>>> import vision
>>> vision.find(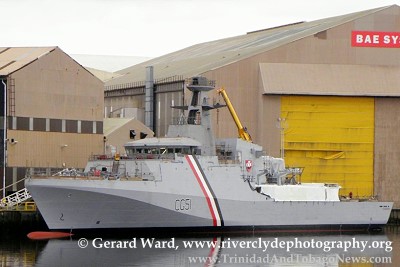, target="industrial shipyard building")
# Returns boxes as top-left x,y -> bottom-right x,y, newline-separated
104,5 -> 400,208
0,47 -> 104,194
